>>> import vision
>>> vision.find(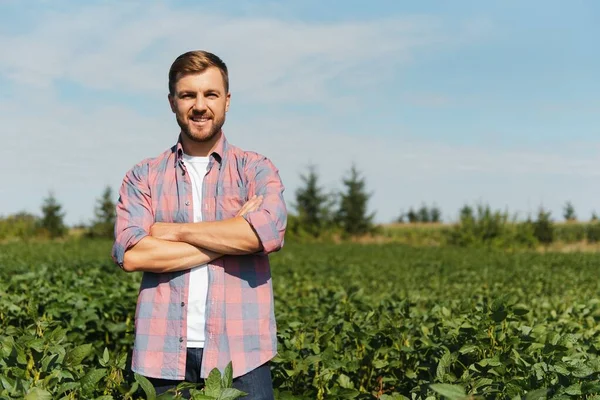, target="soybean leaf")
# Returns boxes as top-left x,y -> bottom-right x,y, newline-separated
134,372 -> 157,400
222,362 -> 233,388
24,387 -> 53,400
430,384 -> 467,400
217,388 -> 248,400
64,343 -> 93,367
205,368 -> 223,398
